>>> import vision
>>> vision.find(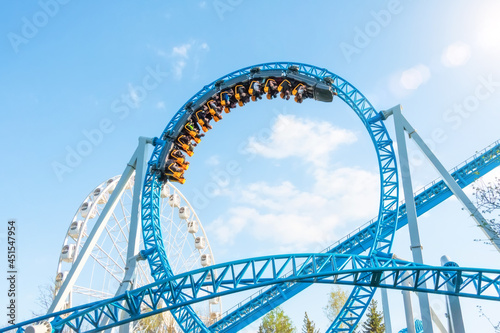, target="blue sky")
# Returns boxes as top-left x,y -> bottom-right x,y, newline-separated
1,0 -> 500,331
